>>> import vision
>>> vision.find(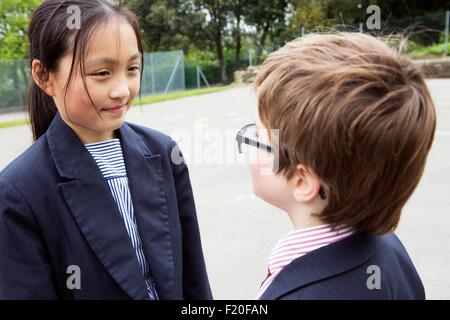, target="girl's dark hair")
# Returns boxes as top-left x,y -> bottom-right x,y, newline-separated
28,0 -> 144,141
